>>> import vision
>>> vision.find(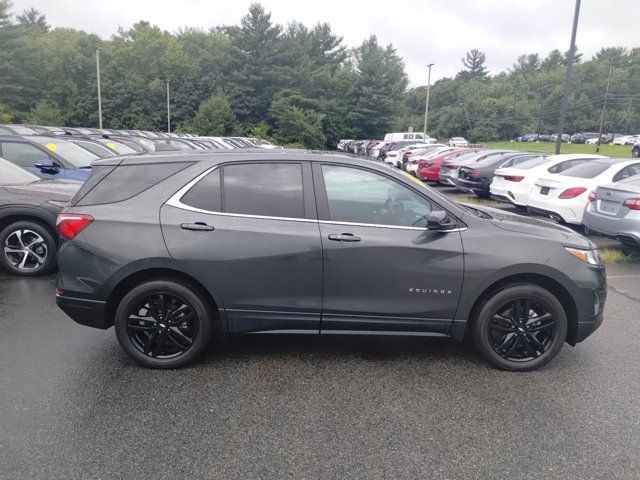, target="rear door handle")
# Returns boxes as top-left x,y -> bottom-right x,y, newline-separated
328,233 -> 361,242
180,222 -> 214,232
